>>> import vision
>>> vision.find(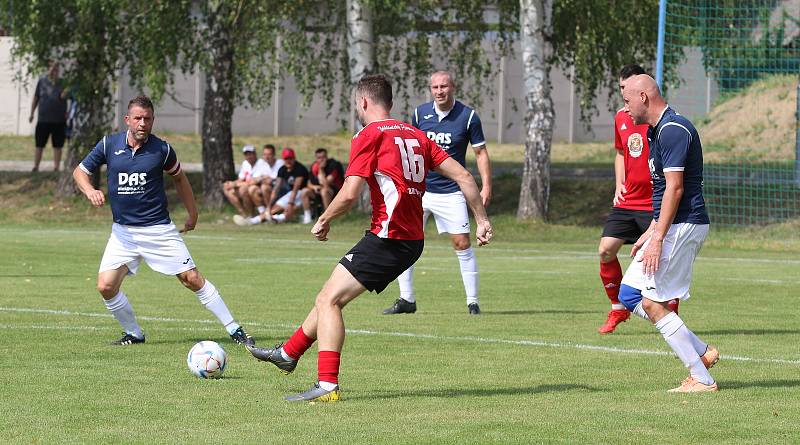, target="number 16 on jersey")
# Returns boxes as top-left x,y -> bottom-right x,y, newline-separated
395,137 -> 425,183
